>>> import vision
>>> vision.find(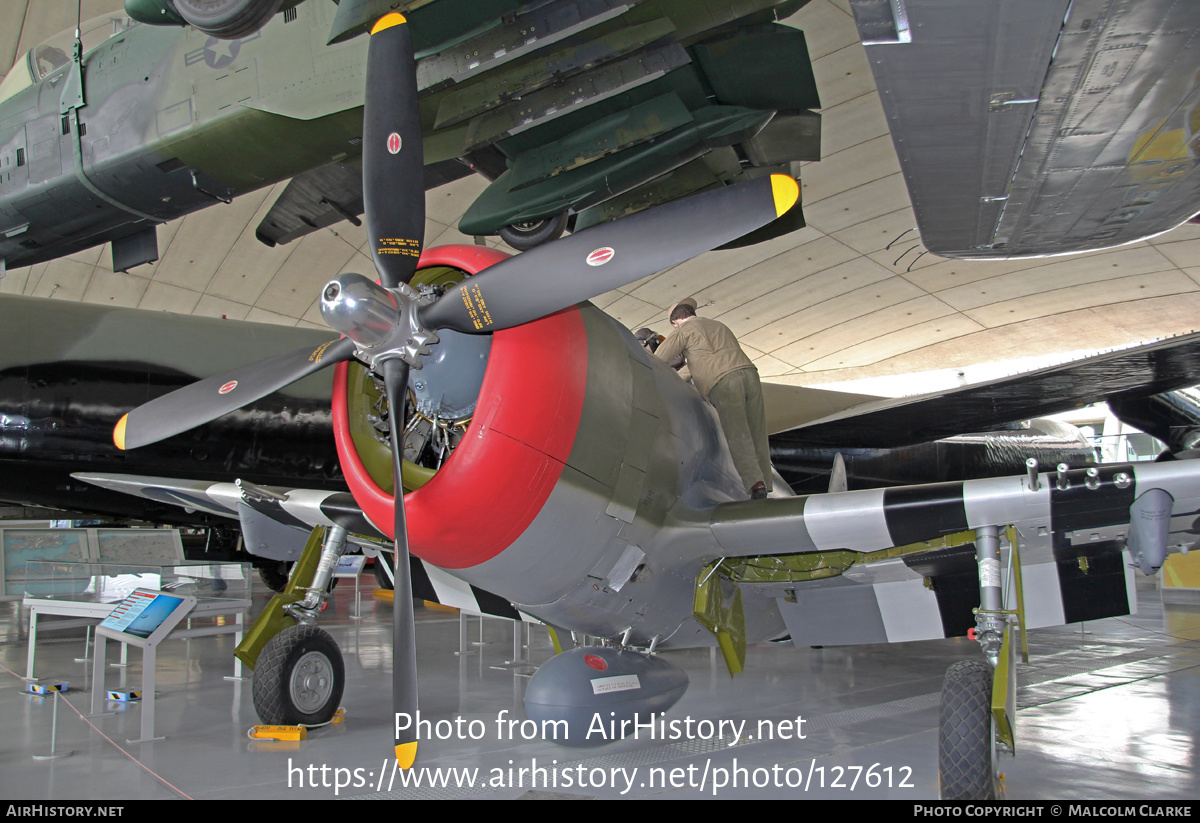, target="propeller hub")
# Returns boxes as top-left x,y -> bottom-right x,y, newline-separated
320,273 -> 401,349
320,272 -> 439,371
